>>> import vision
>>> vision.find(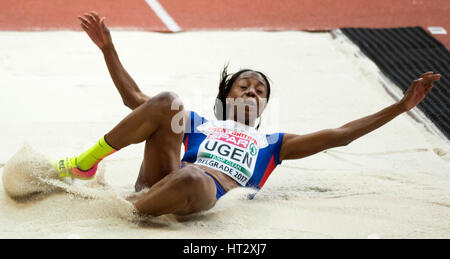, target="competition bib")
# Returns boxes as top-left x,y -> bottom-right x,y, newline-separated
194,120 -> 268,186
